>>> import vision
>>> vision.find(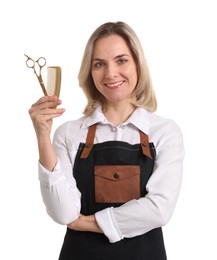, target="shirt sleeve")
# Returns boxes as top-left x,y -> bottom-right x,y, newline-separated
95,120 -> 184,243
38,124 -> 81,225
